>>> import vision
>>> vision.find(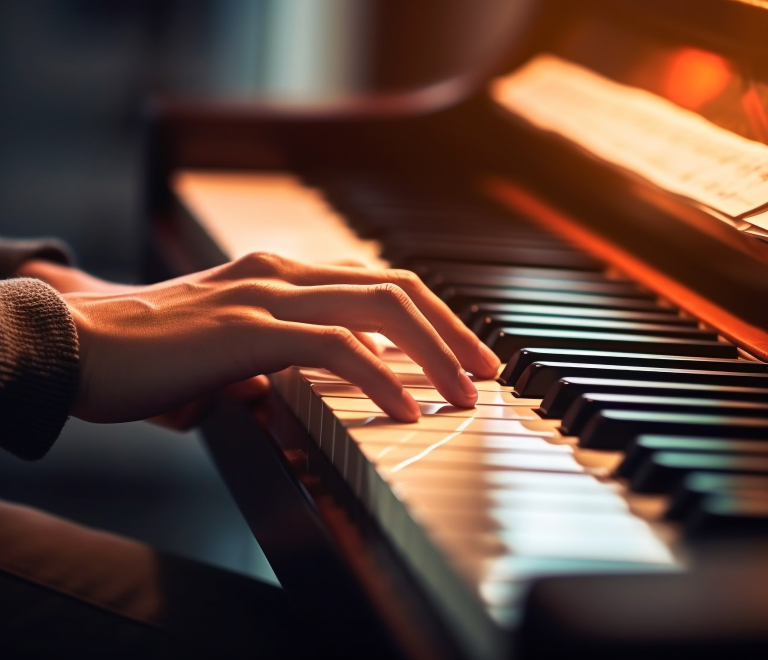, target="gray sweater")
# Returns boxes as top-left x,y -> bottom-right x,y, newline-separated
0,240 -> 79,460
